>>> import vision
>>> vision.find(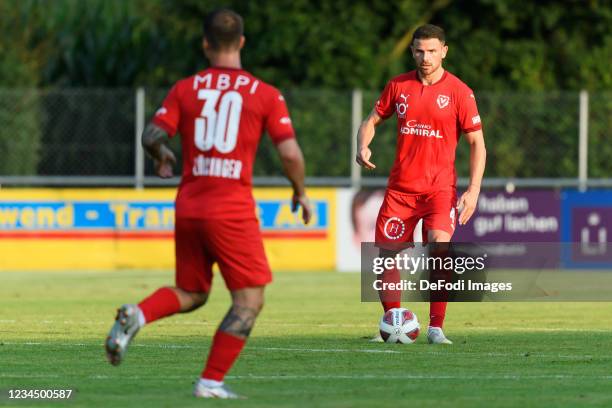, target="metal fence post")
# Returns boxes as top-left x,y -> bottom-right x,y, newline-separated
578,89 -> 589,192
135,87 -> 146,190
351,89 -> 363,189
